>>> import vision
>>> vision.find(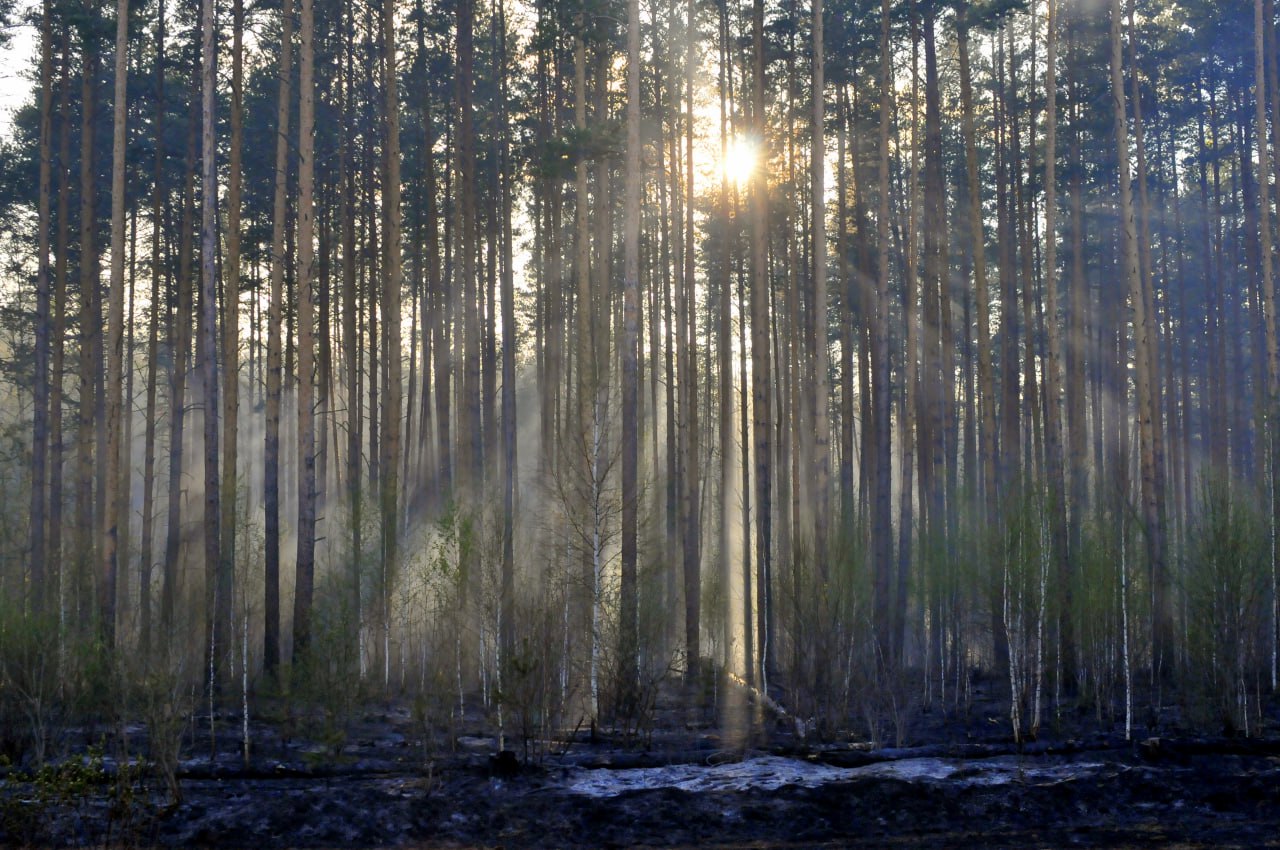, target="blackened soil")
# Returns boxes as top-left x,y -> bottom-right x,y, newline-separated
3,702 -> 1280,849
